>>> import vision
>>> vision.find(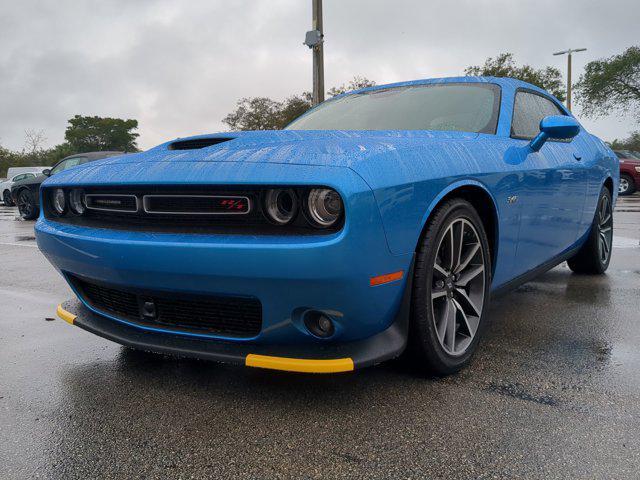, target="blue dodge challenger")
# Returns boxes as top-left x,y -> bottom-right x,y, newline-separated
36,77 -> 618,375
